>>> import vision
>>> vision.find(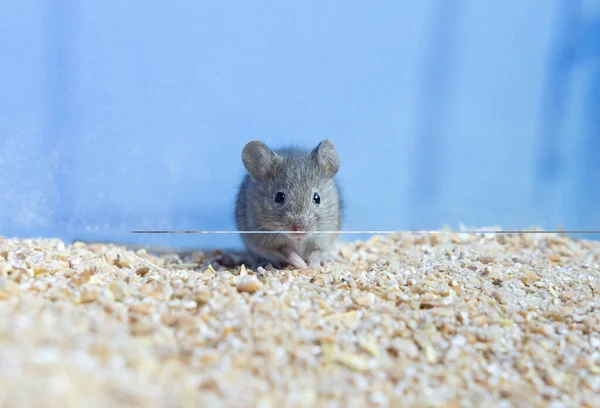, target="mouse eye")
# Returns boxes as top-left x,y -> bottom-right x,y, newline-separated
274,192 -> 286,204
312,192 -> 320,204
